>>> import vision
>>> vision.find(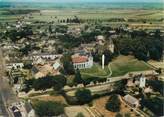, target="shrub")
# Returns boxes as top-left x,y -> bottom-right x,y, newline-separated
106,94 -> 121,112
115,113 -> 123,117
34,101 -> 64,117
76,112 -> 85,117
75,88 -> 92,104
